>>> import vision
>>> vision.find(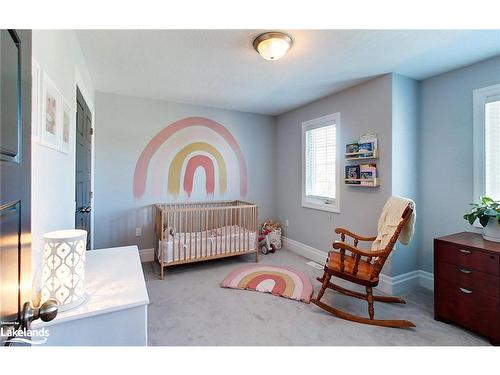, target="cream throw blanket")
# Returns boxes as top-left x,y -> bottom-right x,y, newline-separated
371,196 -> 416,251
